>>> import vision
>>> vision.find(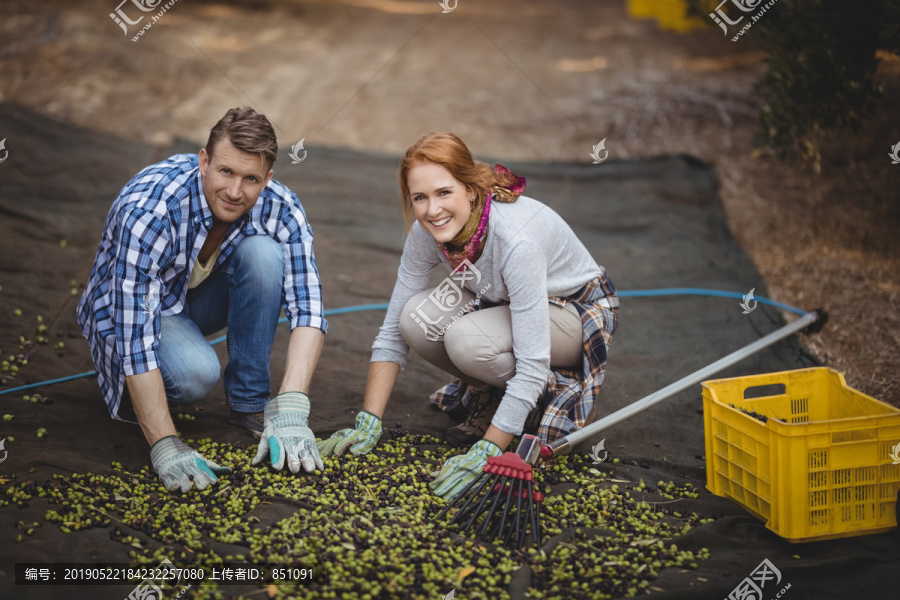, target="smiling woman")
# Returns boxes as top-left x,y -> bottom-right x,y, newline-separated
318,132 -> 619,500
